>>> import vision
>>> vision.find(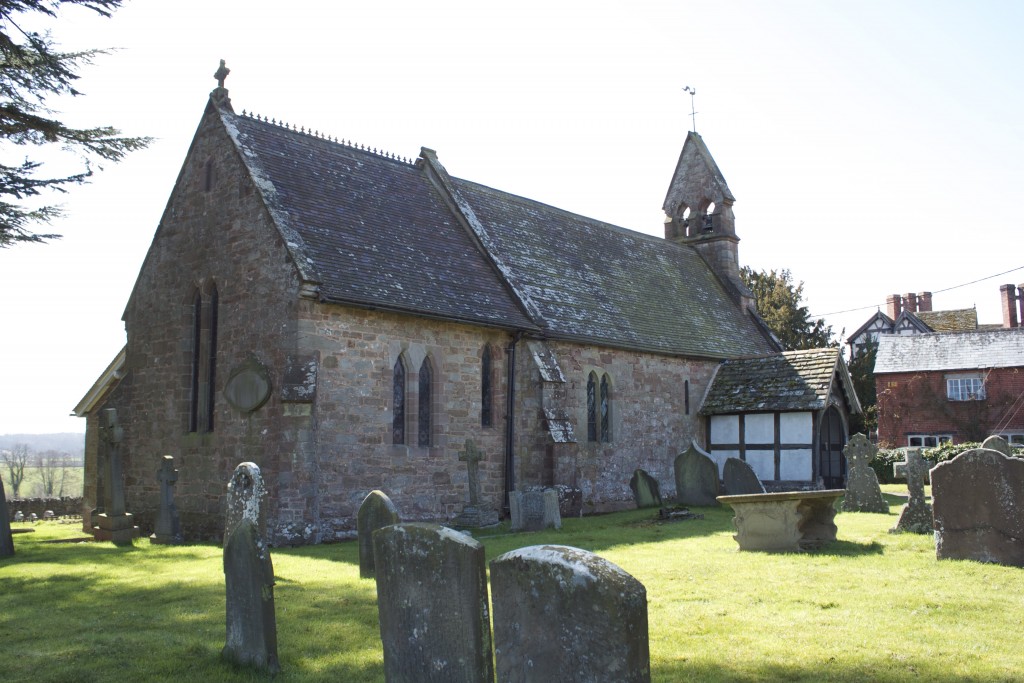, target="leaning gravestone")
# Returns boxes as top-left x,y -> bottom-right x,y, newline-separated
841,434 -> 888,513
357,490 -> 400,579
629,469 -> 663,508
892,447 -> 932,534
374,523 -> 493,682
723,457 -> 766,495
150,455 -> 183,545
932,448 -> 1024,566
222,462 -> 279,673
0,473 -> 14,558
982,435 -> 1012,457
490,544 -> 650,683
674,445 -> 720,506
